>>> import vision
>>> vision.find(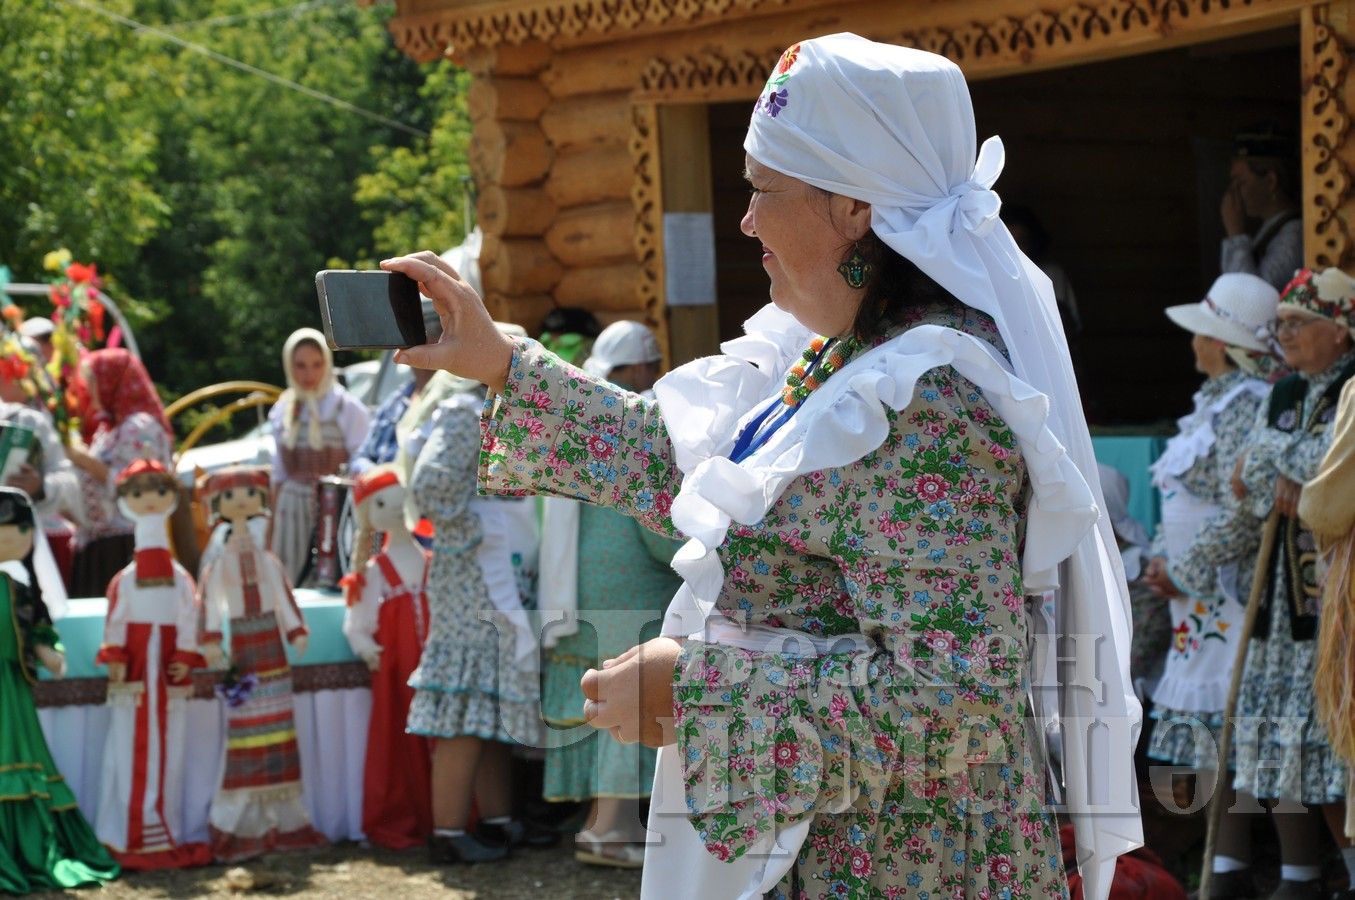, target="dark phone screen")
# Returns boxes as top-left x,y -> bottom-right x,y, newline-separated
316,270 -> 424,350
